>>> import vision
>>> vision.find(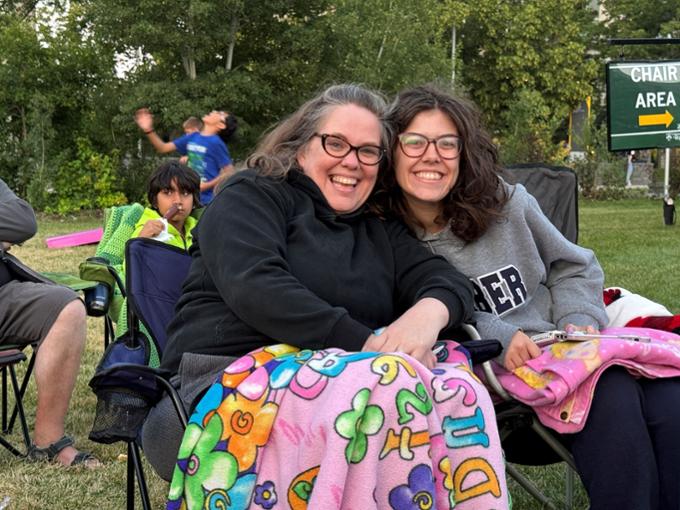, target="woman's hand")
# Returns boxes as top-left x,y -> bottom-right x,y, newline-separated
138,219 -> 165,238
504,330 -> 542,371
361,298 -> 448,369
